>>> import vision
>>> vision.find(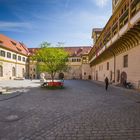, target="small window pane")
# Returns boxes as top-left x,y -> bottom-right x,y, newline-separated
22,57 -> 25,62
7,52 -> 11,58
123,55 -> 128,67
18,56 -> 21,61
107,62 -> 109,70
13,54 -> 17,60
0,50 -> 5,57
